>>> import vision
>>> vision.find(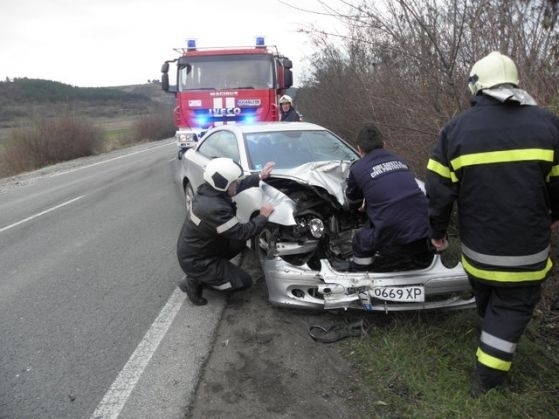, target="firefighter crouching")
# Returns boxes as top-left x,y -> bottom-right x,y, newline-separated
176,158 -> 275,305
426,51 -> 559,396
